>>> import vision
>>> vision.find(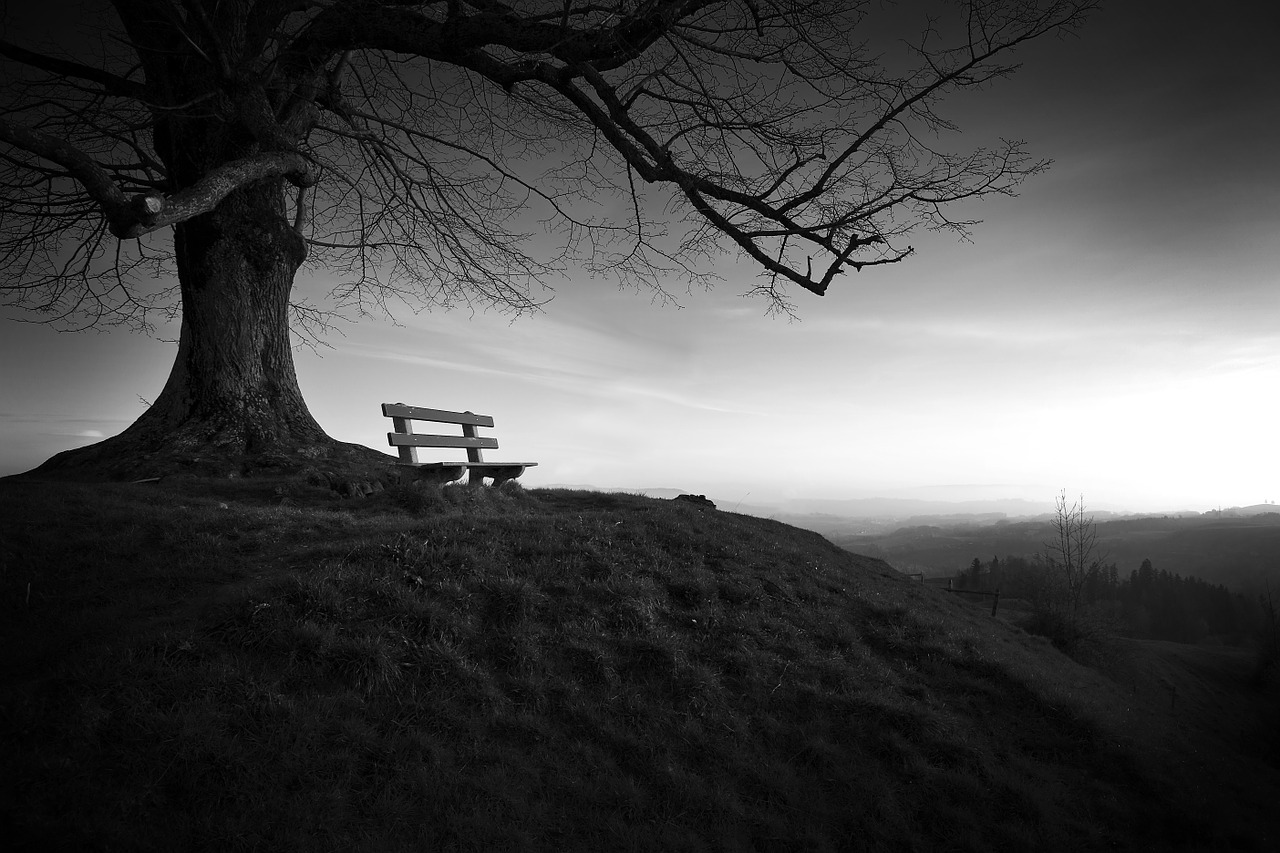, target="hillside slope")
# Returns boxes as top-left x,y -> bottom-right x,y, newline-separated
1,478 -> 1276,851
